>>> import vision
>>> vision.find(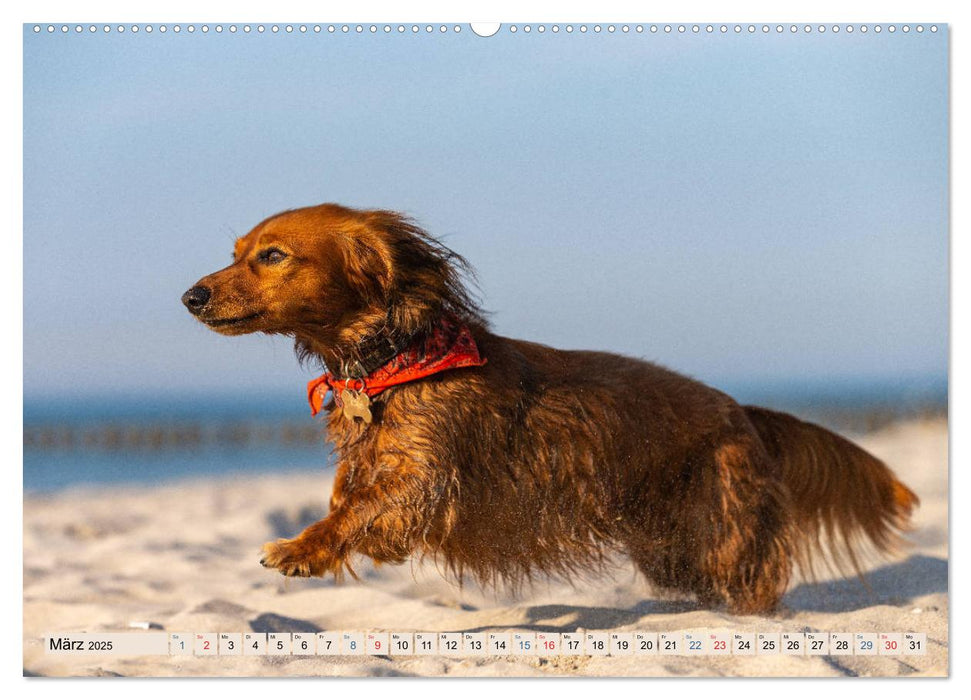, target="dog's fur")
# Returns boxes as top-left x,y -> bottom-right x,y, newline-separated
183,203 -> 918,614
